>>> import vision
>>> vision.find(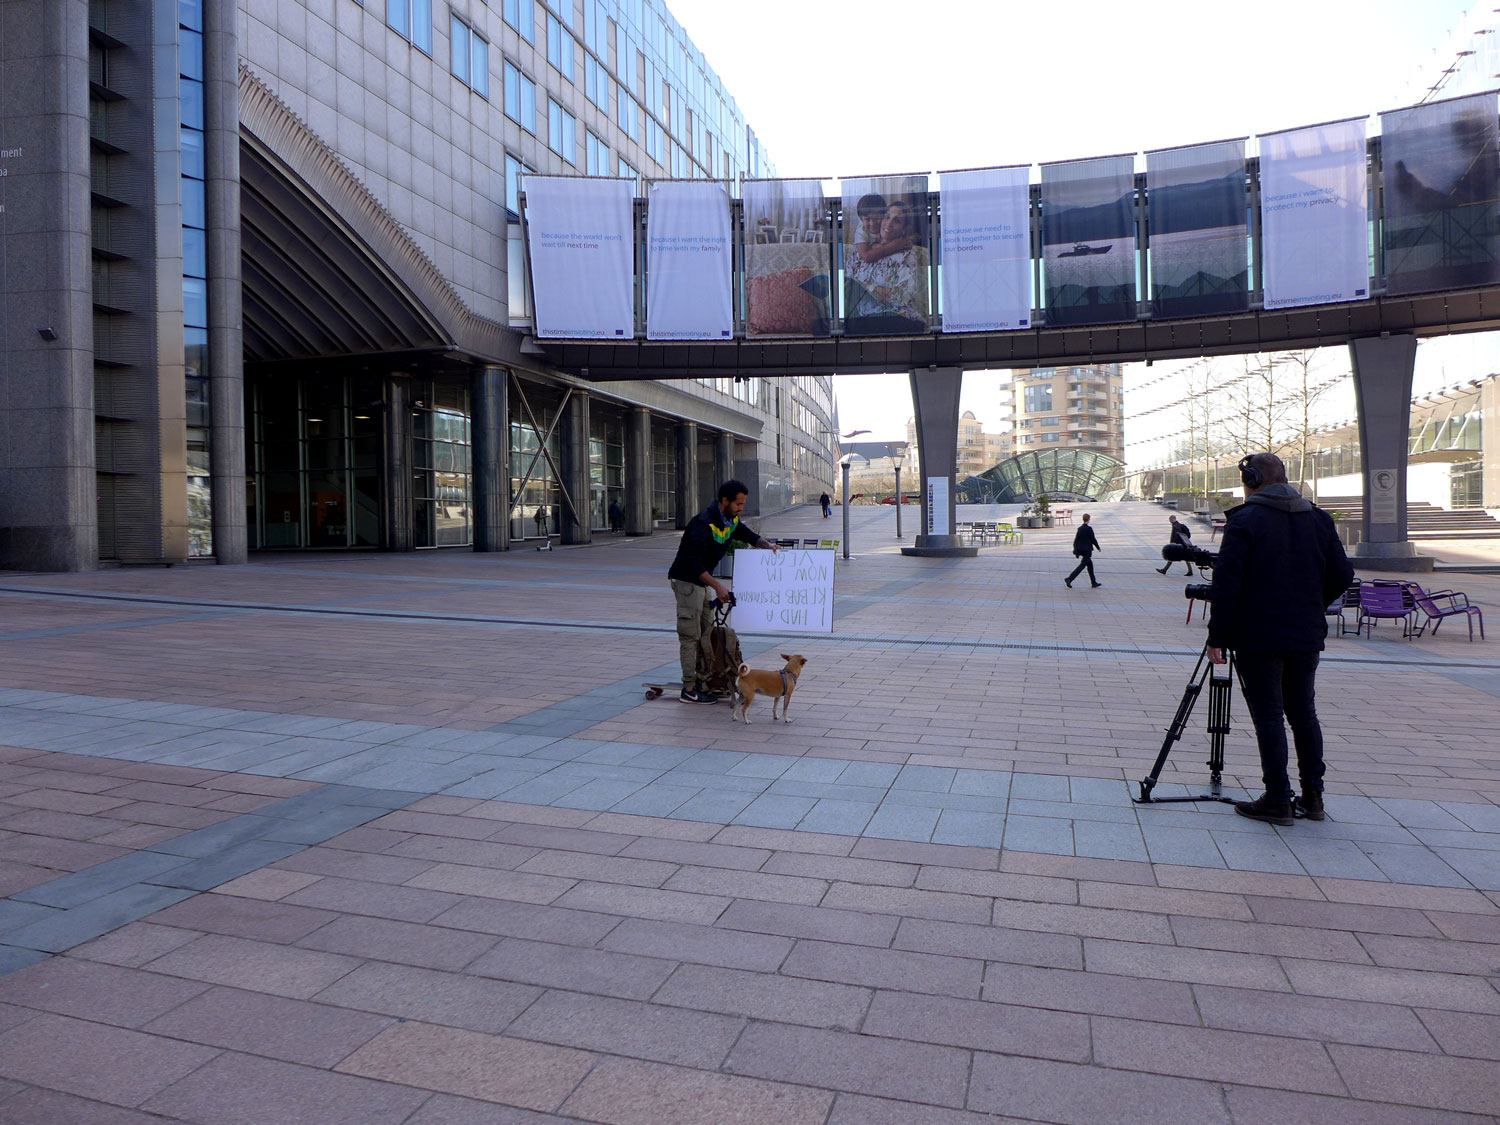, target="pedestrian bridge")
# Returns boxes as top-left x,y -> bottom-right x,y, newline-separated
518,94 -> 1500,381
516,94 -> 1497,567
